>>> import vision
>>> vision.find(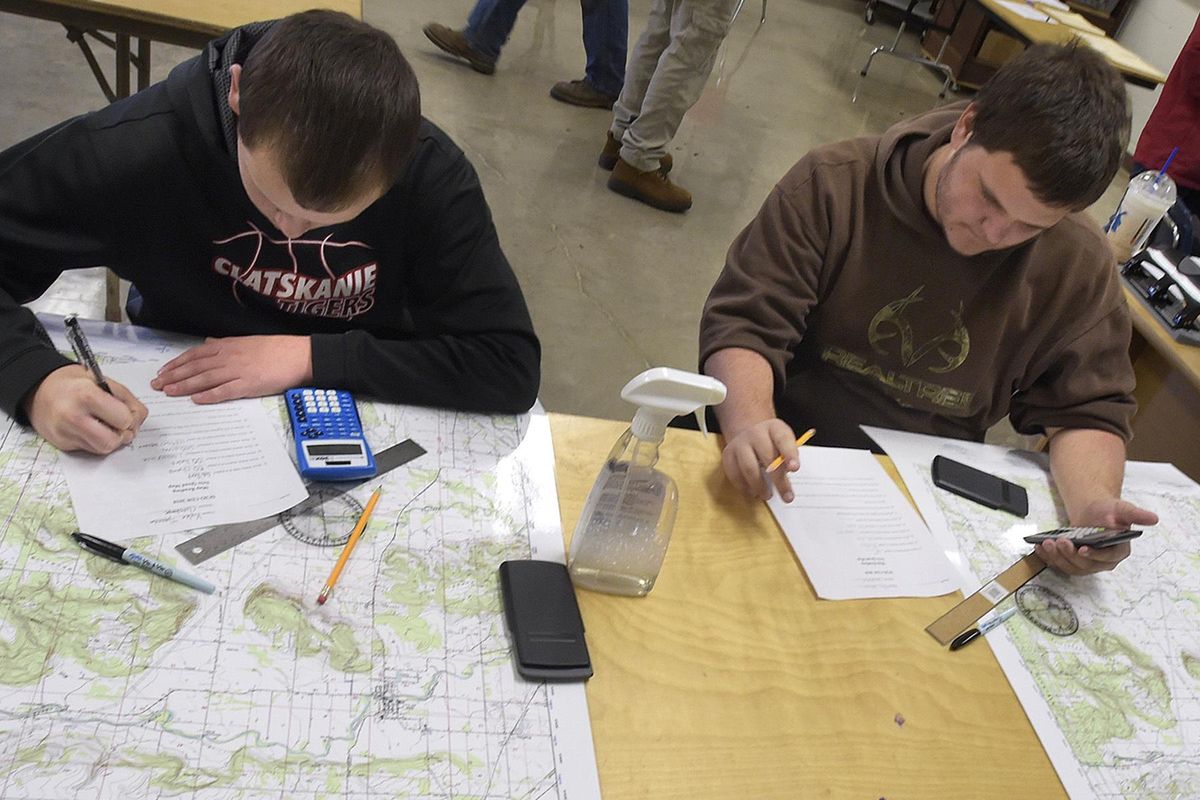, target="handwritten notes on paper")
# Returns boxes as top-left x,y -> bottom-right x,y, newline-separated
766,446 -> 955,599
60,362 -> 307,538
